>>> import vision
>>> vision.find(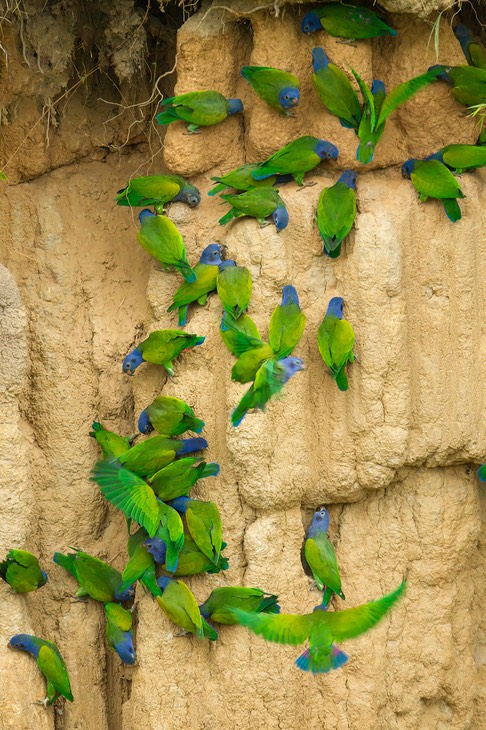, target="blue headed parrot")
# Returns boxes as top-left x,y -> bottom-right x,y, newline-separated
115,174 -> 200,212
316,171 -> 357,258
136,210 -> 196,283
169,496 -> 223,565
311,48 -> 361,130
53,547 -> 134,602
167,243 -> 225,326
149,459 -> 219,502
317,297 -> 355,391
251,136 -> 338,186
401,158 -> 465,222
157,91 -> 243,133
426,144 -> 486,173
137,395 -> 204,436
301,3 -> 396,39
454,25 -> 486,71
149,534 -> 229,576
217,260 -> 253,318
8,634 -> 73,705
119,527 -> 161,598
241,66 -> 300,114
89,422 -> 130,459
122,330 -> 205,377
0,550 -> 47,593
117,435 -> 208,478
156,577 -> 218,640
199,587 -> 280,624
232,581 -> 406,674
428,64 -> 486,107
105,603 -> 136,665
232,356 -> 304,427
268,285 -> 306,358
218,187 -> 289,232
304,507 -> 344,607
